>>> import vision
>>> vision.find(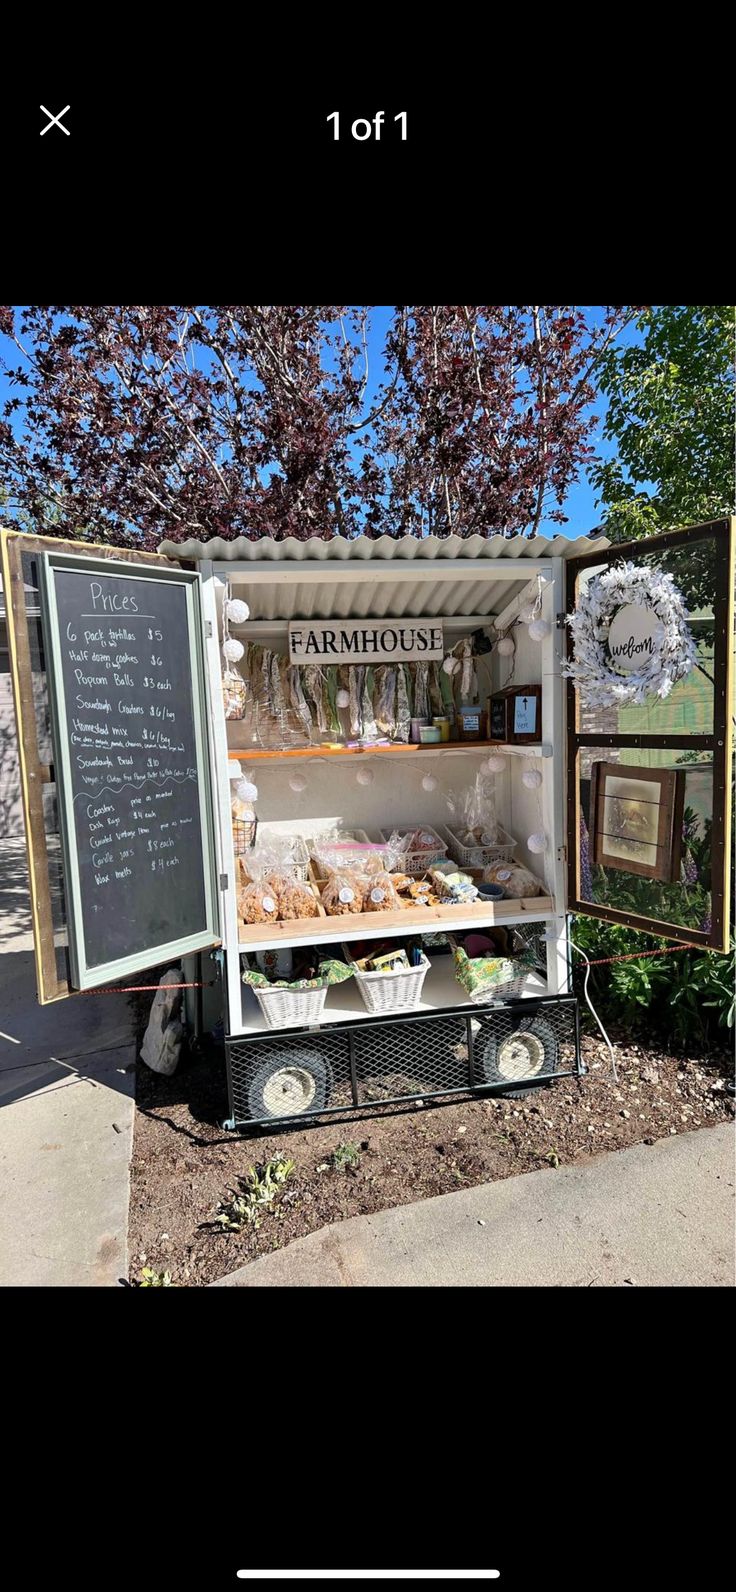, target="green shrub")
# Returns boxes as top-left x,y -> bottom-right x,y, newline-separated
571,914 -> 734,1051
